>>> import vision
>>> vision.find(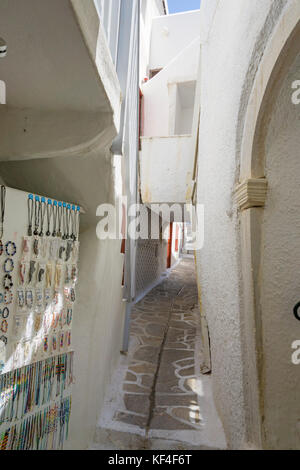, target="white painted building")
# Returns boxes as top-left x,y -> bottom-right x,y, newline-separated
139,9 -> 200,206
138,0 -> 300,450
0,0 -> 177,450
0,0 -> 298,451
193,0 -> 300,450
0,0 -> 141,450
